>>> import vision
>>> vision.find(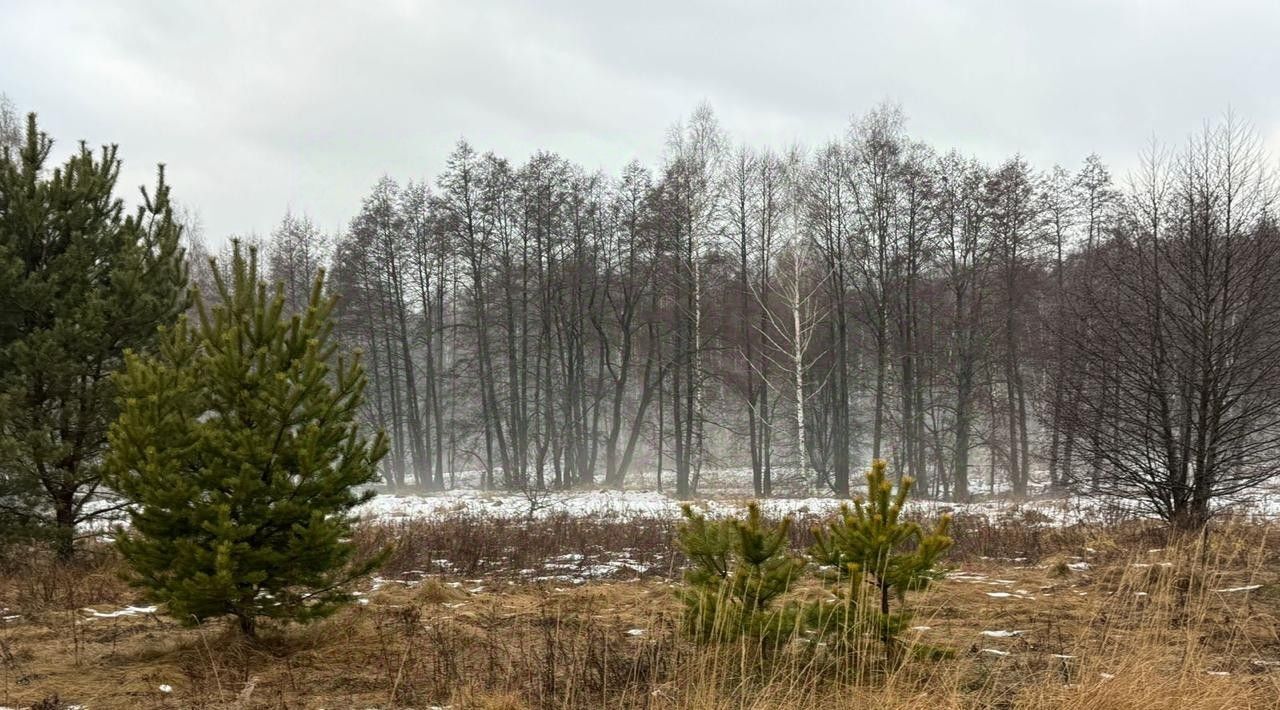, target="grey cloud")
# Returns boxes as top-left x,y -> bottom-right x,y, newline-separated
2,0 -> 1277,243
